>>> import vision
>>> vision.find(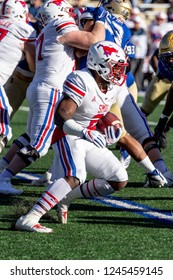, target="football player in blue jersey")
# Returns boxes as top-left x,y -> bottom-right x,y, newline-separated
154,30 -> 173,148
